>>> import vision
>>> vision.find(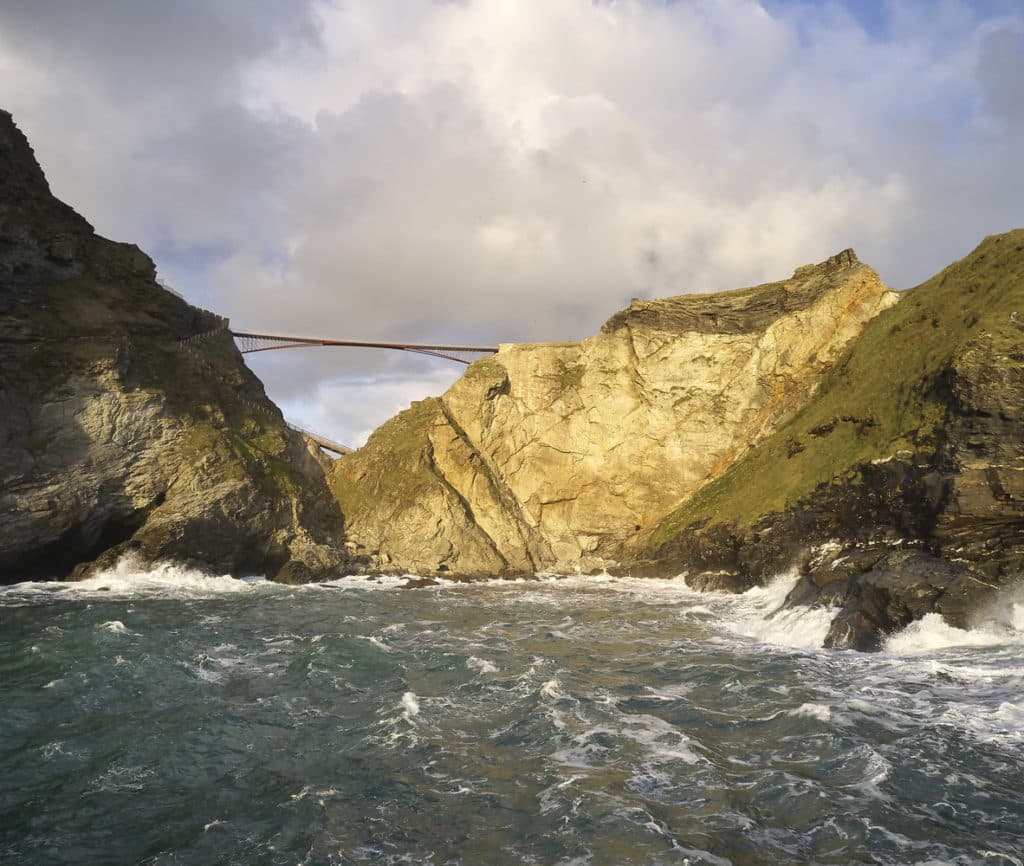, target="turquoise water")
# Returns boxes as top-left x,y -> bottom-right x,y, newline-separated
2,564 -> 1023,865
